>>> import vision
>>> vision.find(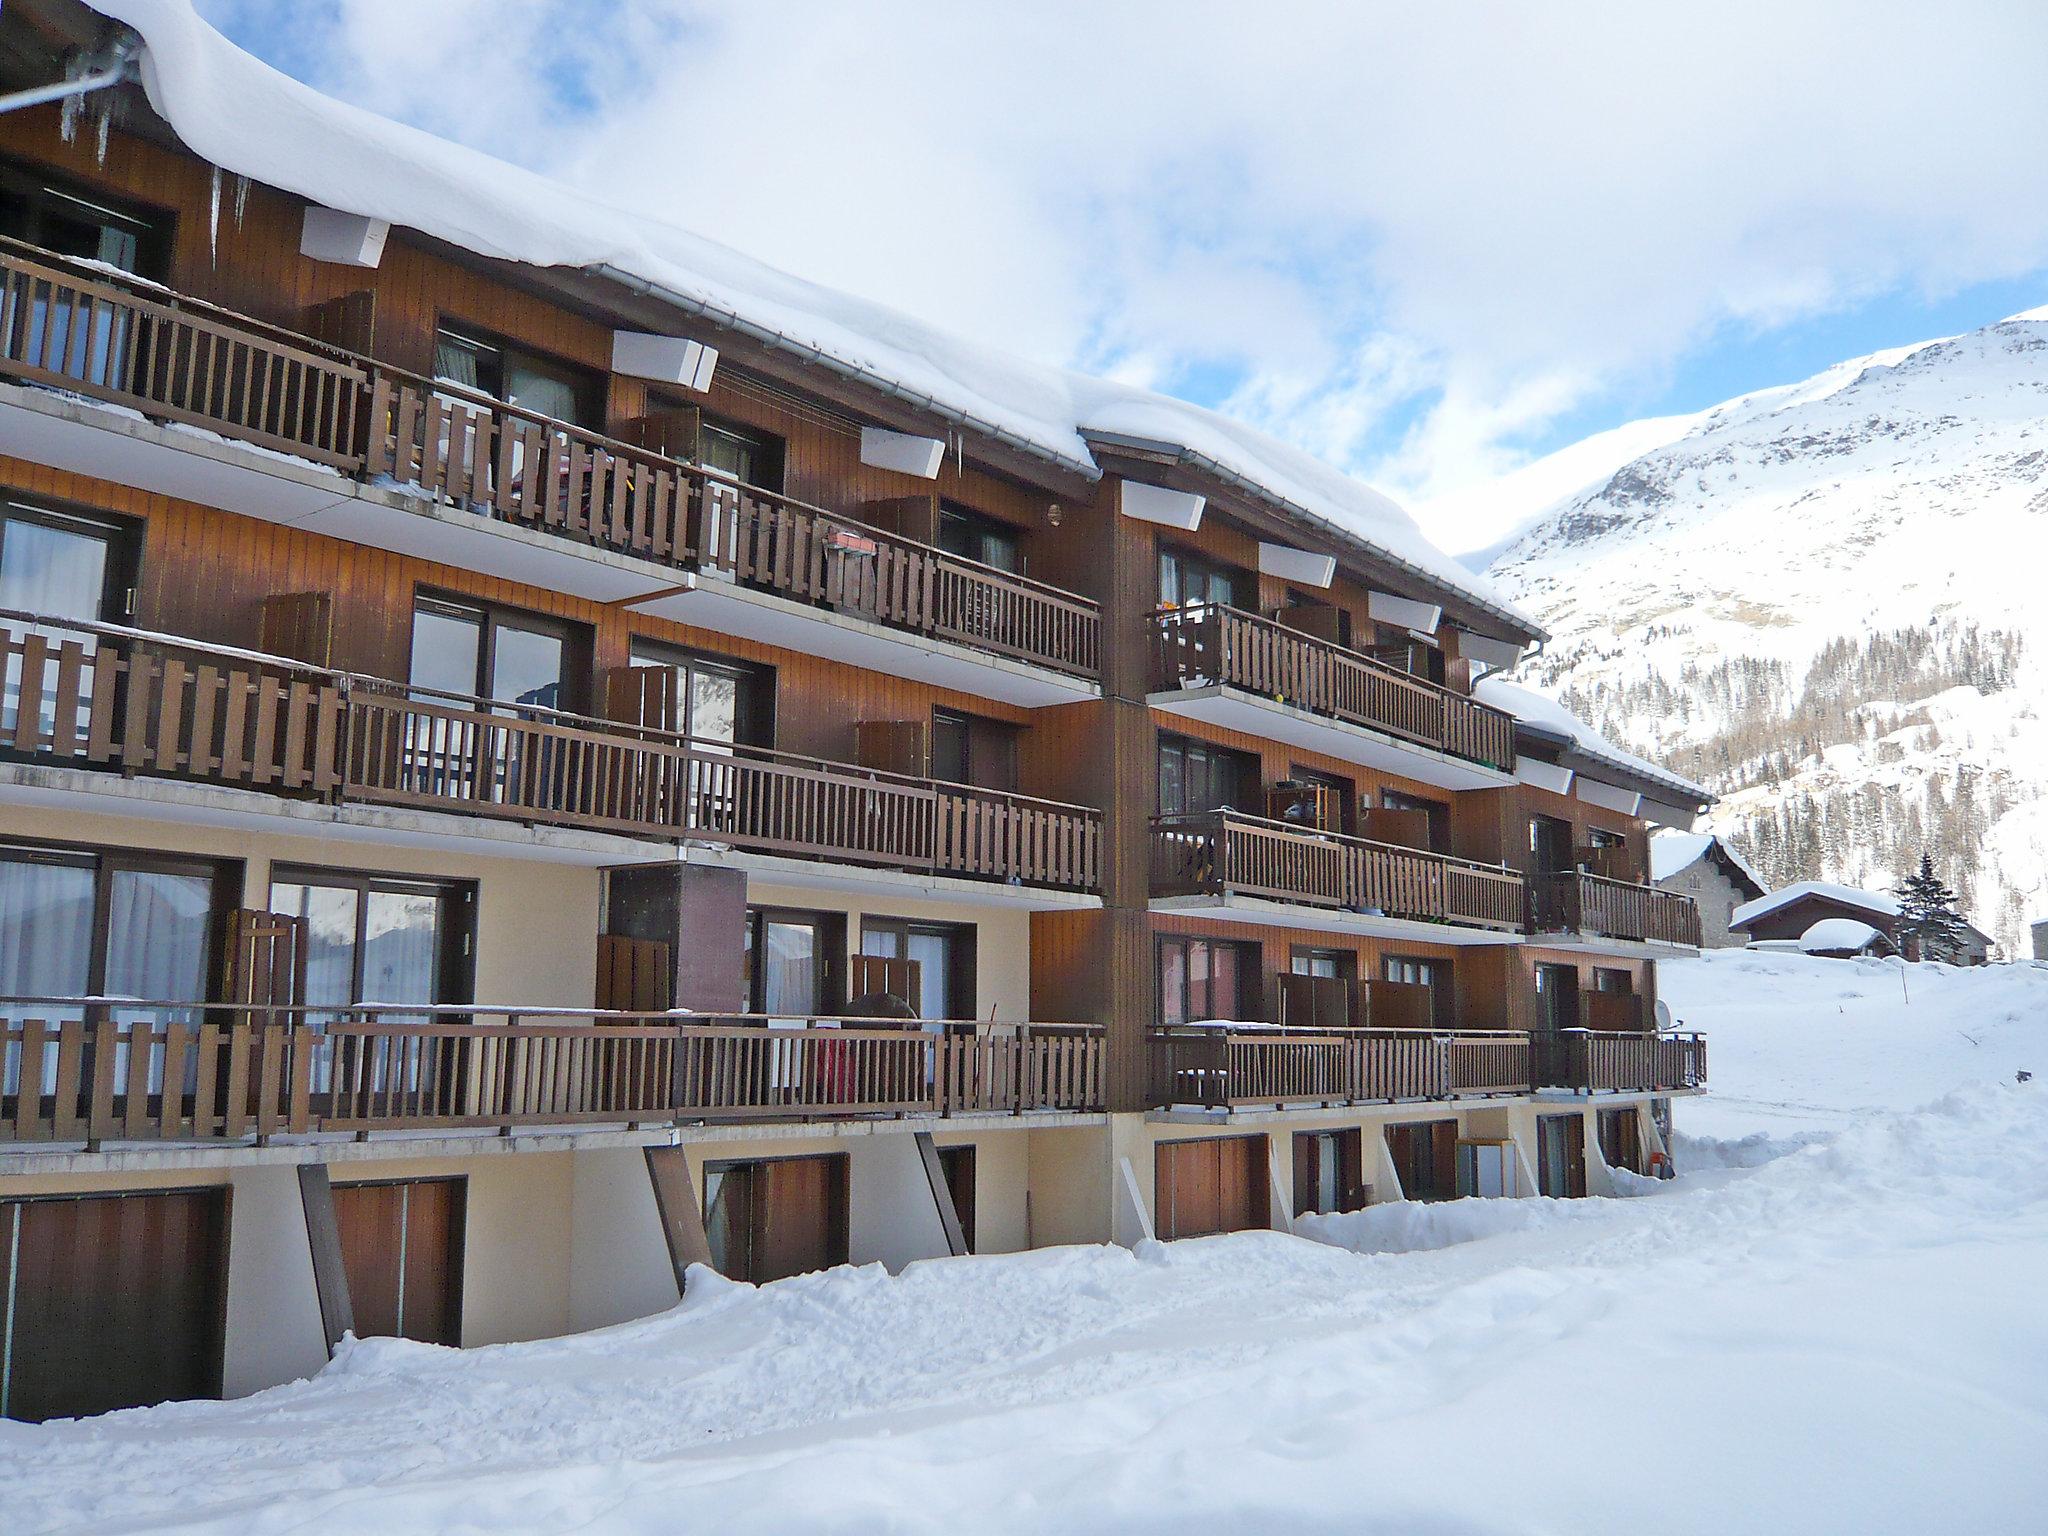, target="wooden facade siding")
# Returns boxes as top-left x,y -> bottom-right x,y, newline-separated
0,1004 -> 1106,1141
1531,871 -> 1704,947
1151,810 -> 1524,931
0,240 -> 1100,678
1,616 -> 1101,892
1151,603 -> 1516,770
